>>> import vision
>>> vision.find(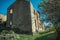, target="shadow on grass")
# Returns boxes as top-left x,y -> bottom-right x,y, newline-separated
35,31 -> 56,40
